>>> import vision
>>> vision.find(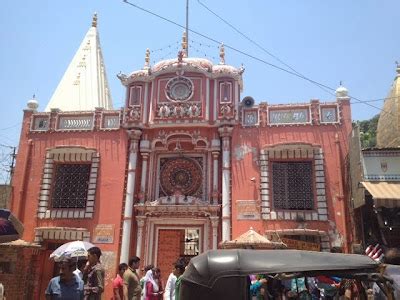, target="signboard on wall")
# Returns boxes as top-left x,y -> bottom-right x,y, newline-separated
236,200 -> 260,220
93,224 -> 115,244
269,108 -> 309,124
281,237 -> 320,251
